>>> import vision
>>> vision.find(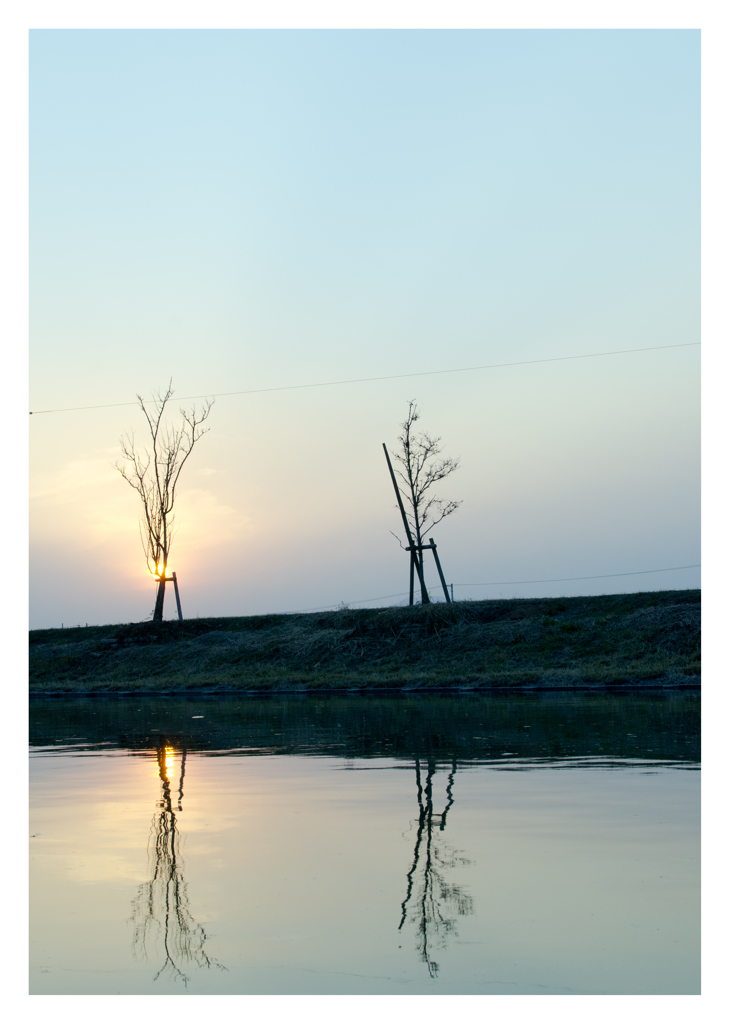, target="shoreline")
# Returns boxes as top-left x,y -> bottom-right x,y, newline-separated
30,678 -> 701,697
